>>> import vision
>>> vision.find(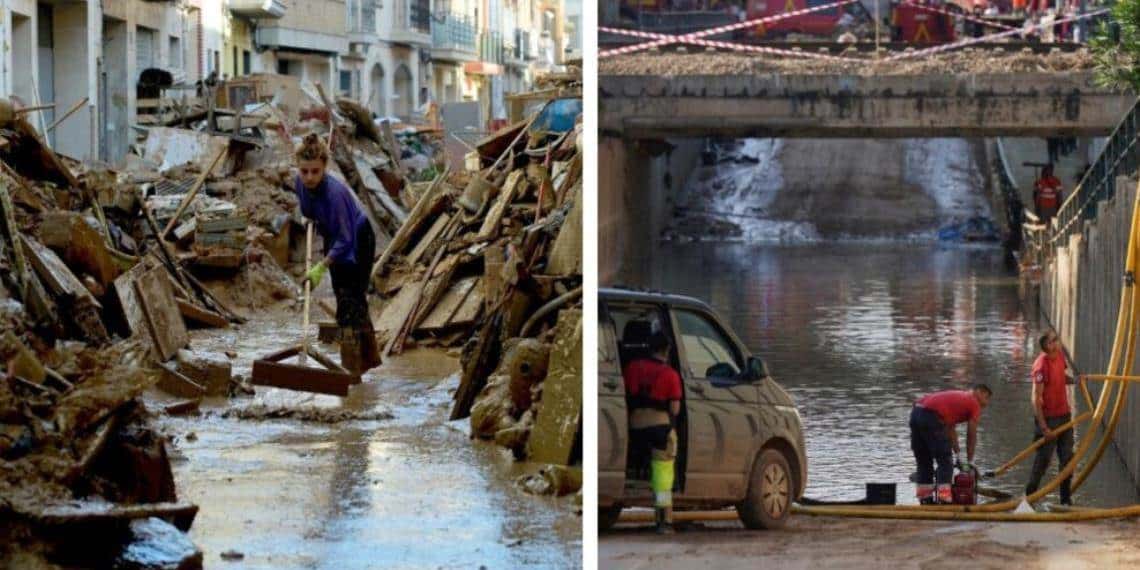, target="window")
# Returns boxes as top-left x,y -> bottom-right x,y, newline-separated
242,50 -> 251,75
233,46 -> 238,77
277,59 -> 290,75
339,70 -> 353,97
675,310 -> 741,382
609,304 -> 669,367
805,0 -> 839,16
